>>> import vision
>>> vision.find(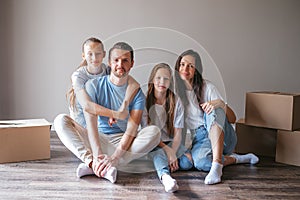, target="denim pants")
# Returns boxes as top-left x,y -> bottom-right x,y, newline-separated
190,108 -> 237,172
150,142 -> 193,179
